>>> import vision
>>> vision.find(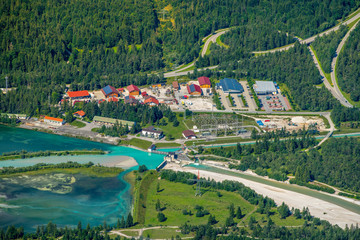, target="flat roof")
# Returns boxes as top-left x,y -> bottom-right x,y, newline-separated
93,116 -> 134,126
217,78 -> 244,93
254,81 -> 277,93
